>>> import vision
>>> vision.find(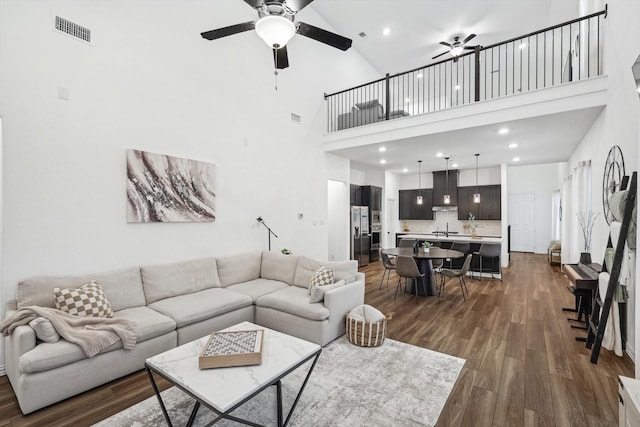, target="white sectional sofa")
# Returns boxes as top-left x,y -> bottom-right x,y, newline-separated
3,251 -> 364,414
